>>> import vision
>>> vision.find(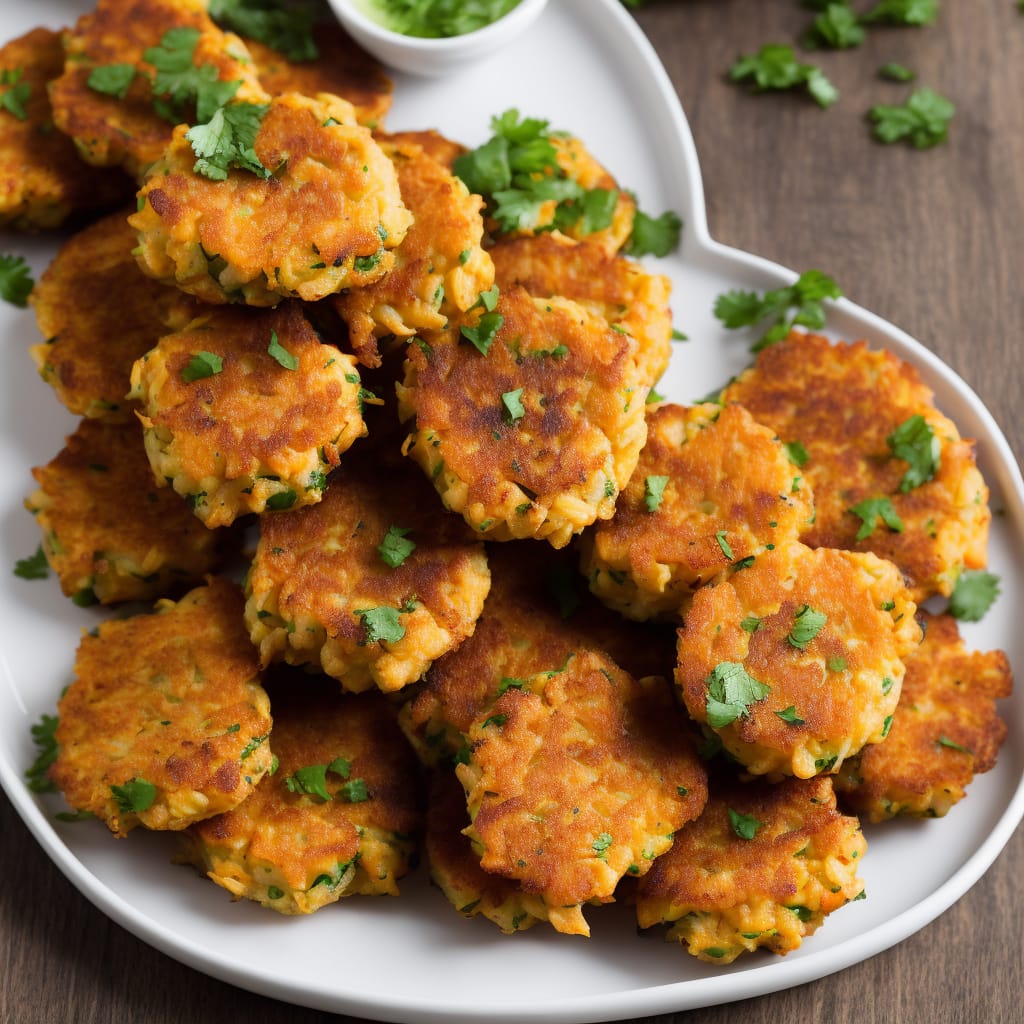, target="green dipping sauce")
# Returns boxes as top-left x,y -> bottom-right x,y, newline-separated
355,0 -> 523,38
